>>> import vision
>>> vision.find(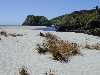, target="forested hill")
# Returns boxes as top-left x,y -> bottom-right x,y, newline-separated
22,8 -> 100,36
49,8 -> 100,36
50,8 -> 100,26
22,15 -> 51,26
22,8 -> 100,27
